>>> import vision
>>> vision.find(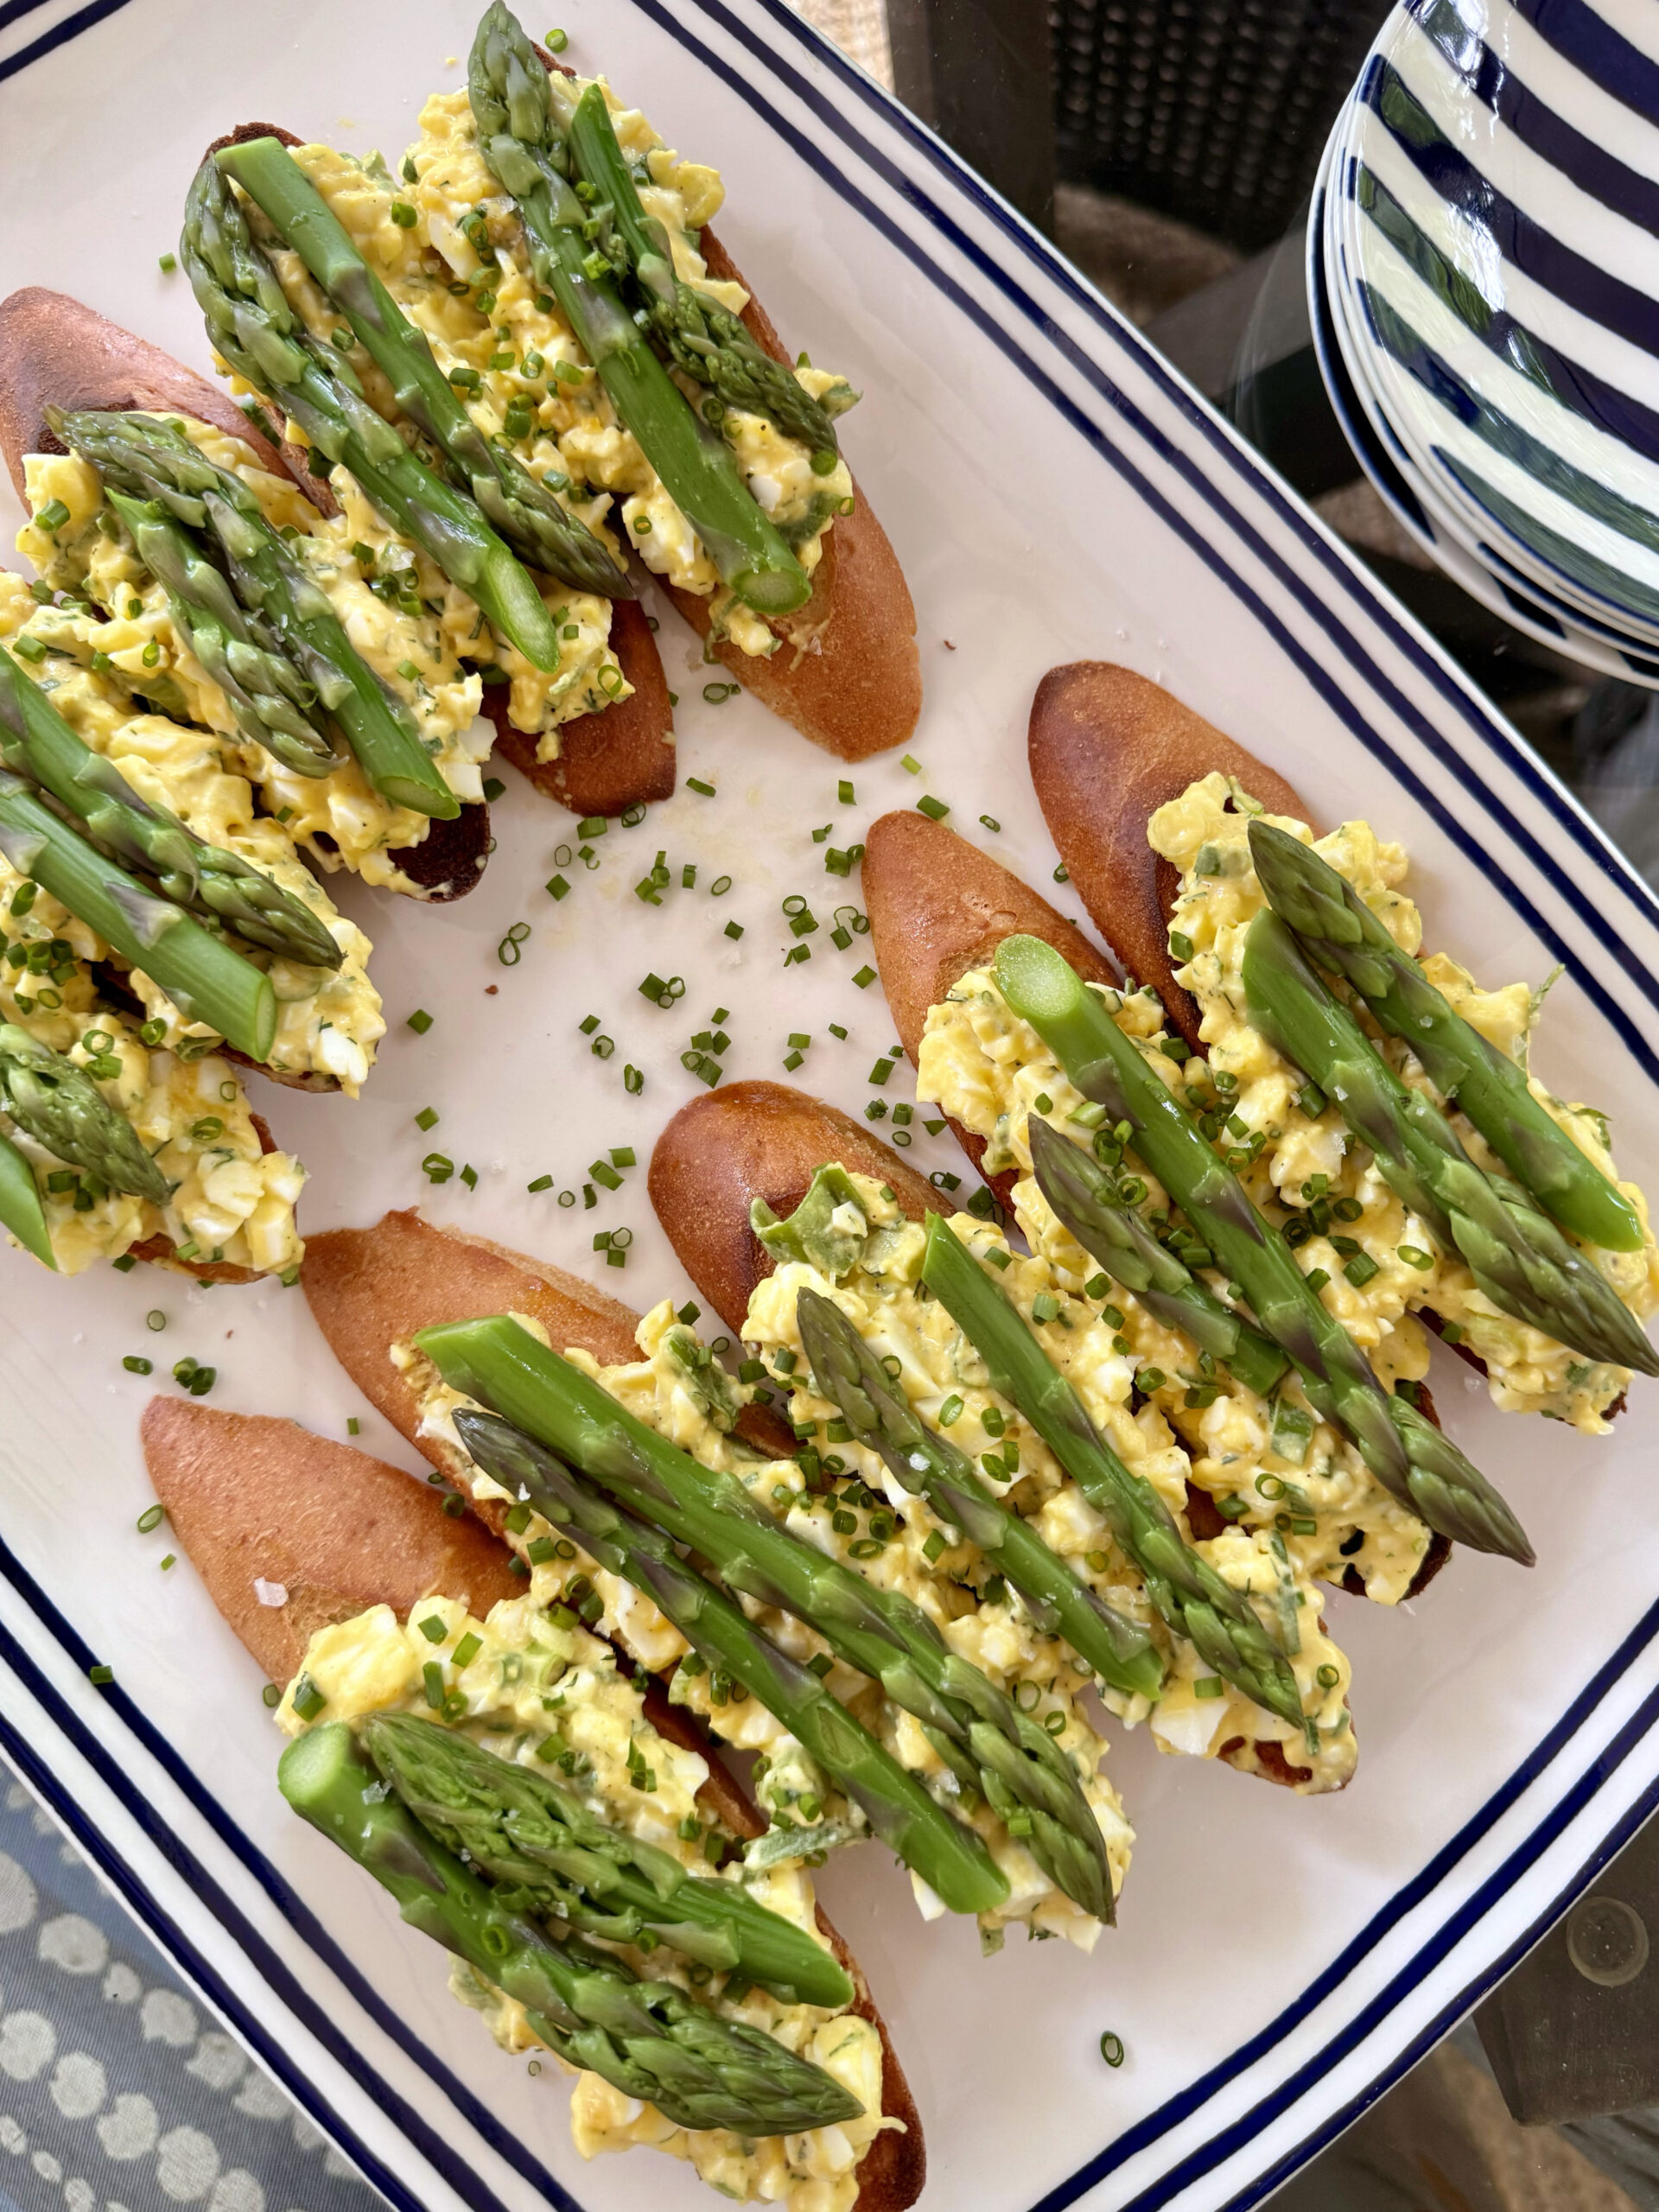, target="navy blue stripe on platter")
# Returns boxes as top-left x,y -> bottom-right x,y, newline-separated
1406,0 -> 1659,239
1497,576 -> 1566,635
0,0 -> 132,83
1357,163 -> 1659,467
8,6 -> 1659,2211
653,0 -> 1659,1071
1440,452 -> 1659,627
1355,280 -> 1659,562
0,1536 -> 582,2212
1363,56 -> 1659,359
1505,0 -> 1659,126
